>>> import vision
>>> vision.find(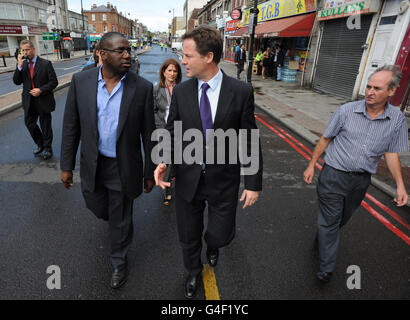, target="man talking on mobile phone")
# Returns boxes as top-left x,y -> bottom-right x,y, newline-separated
13,40 -> 58,160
